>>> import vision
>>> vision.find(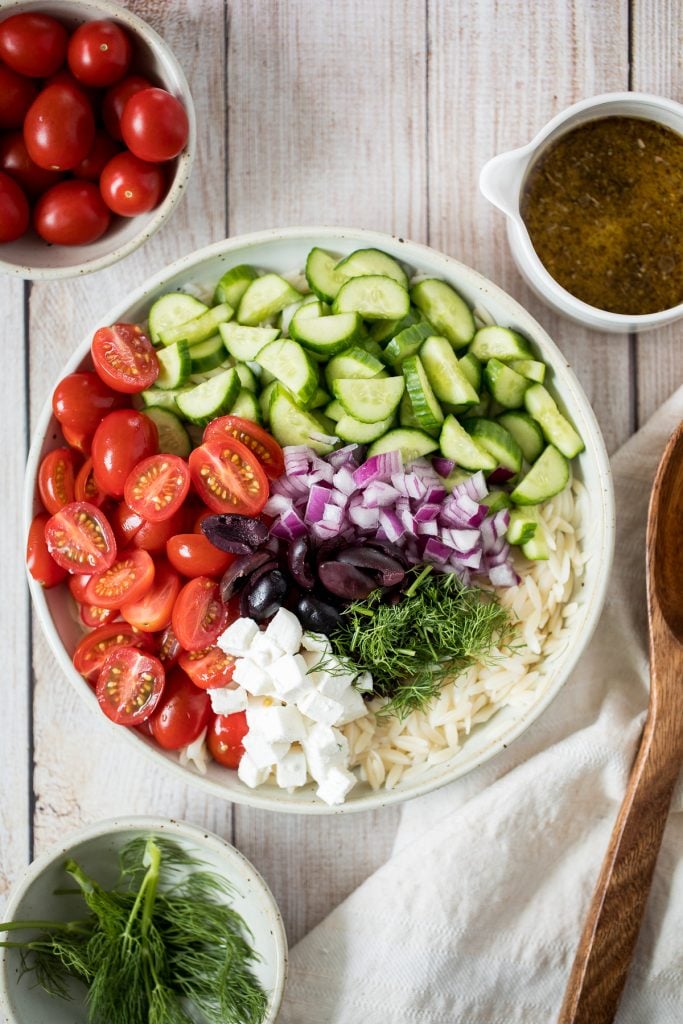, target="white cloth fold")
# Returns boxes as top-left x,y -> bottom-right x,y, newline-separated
279,386 -> 683,1024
